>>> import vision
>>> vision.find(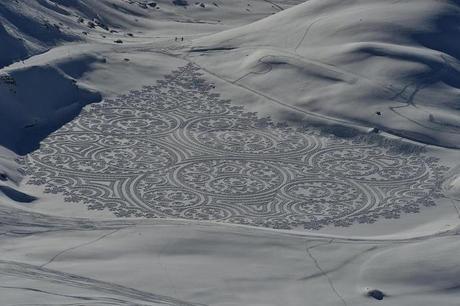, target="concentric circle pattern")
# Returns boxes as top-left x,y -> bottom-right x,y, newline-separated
174,159 -> 285,197
21,64 -> 448,230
